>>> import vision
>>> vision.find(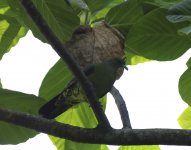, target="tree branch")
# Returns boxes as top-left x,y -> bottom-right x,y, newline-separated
20,0 -> 111,130
0,108 -> 191,146
110,86 -> 132,129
